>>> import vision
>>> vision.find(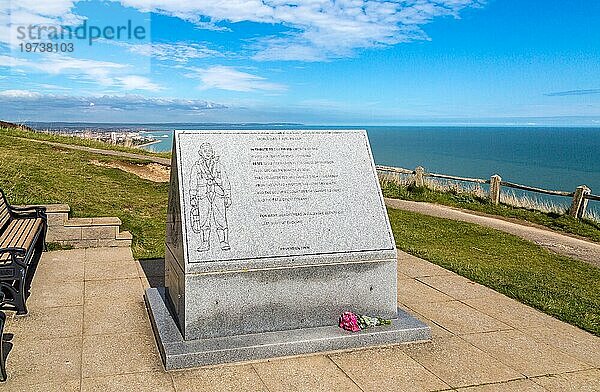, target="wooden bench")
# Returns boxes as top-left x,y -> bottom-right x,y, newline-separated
0,189 -> 47,316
